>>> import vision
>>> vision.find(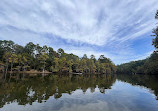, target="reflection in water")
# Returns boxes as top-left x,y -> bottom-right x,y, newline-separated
0,74 -> 158,111
117,74 -> 158,100
0,74 -> 116,108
